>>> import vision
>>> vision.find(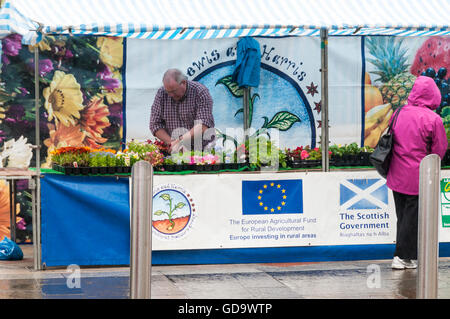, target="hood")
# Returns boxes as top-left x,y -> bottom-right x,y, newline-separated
407,75 -> 442,110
